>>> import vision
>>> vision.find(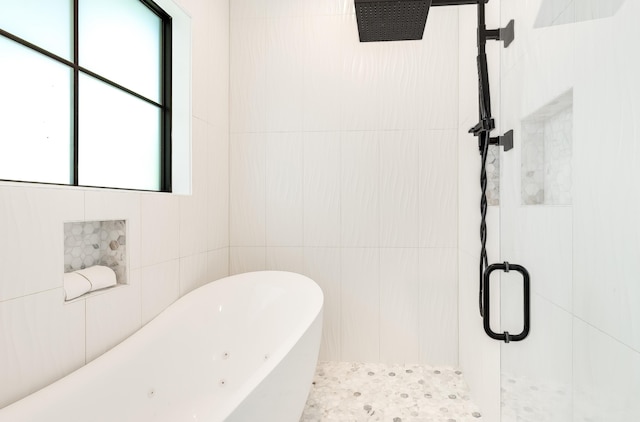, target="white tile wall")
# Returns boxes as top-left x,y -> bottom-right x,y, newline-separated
208,248 -> 230,282
207,124 -> 230,251
341,248 -> 380,362
0,0 -> 229,408
266,247 -> 304,273
419,130 -> 458,248
140,193 -> 180,267
230,246 -> 266,275
230,17 -> 266,132
379,132 -> 419,248
141,259 -> 180,325
303,132 -> 341,247
340,131 -> 380,248
303,16 -> 344,132
86,278 -> 142,362
419,248 -> 458,365
266,133 -> 303,246
230,2 -> 461,366
265,18 -> 305,132
304,247 -> 341,361
0,186 -> 84,302
230,132 -> 266,246
179,252 -> 209,296
573,319 -> 640,421
380,248 -> 419,364
0,289 -> 85,408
